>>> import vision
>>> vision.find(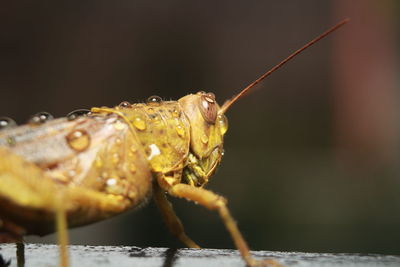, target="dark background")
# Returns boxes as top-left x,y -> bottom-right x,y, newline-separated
1,0 -> 399,255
